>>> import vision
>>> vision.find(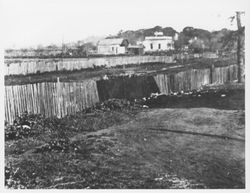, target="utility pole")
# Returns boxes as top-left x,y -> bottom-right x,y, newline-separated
236,11 -> 244,83
61,35 -> 64,64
